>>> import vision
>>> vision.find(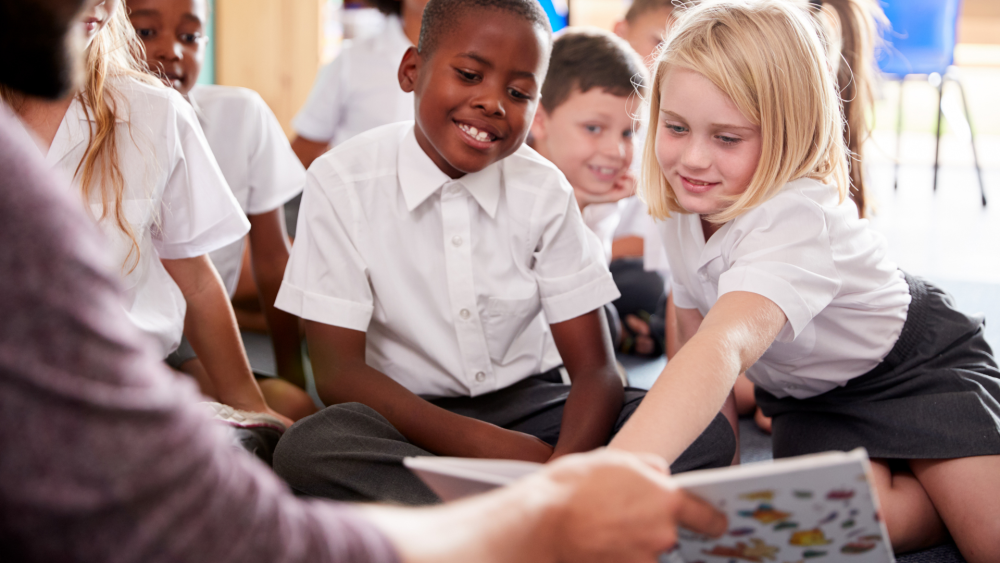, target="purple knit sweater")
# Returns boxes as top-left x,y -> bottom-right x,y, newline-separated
0,106 -> 400,563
